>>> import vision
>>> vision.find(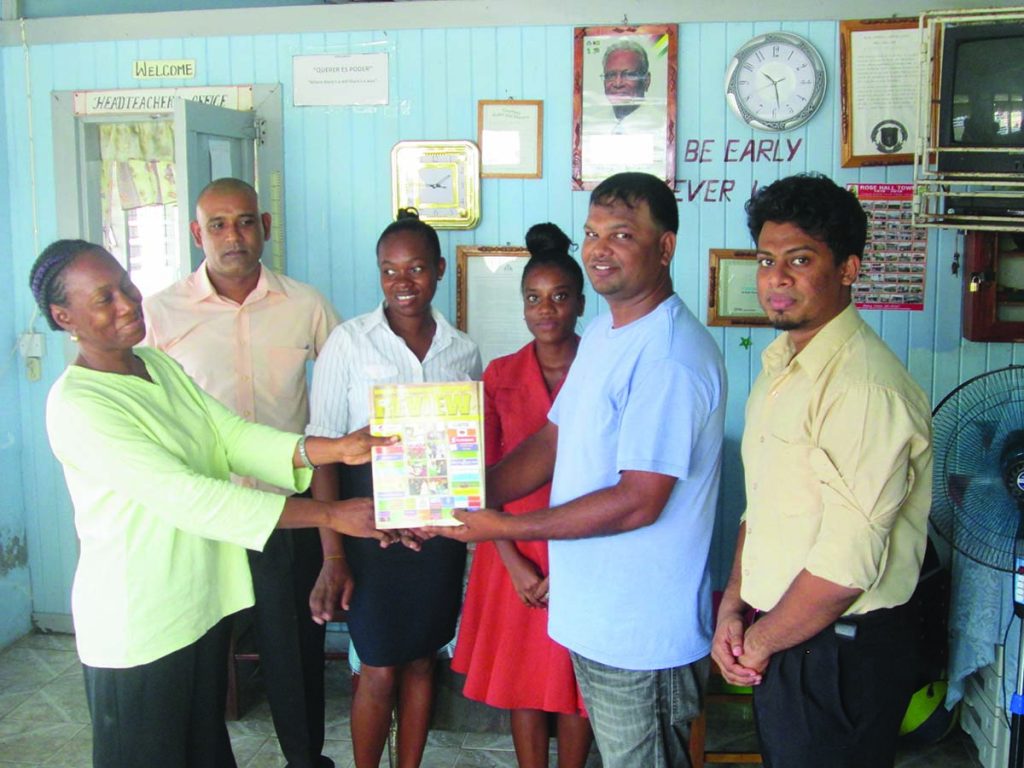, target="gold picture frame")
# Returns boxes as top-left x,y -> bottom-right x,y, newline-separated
456,245 -> 532,367
707,249 -> 770,327
478,100 -> 543,178
840,18 -> 920,167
